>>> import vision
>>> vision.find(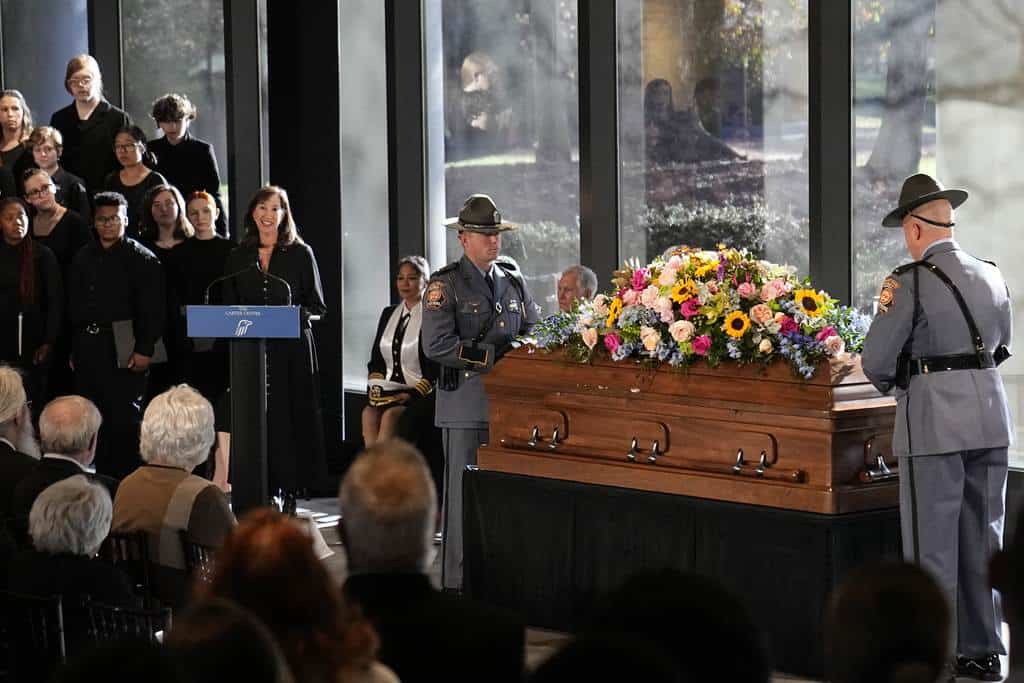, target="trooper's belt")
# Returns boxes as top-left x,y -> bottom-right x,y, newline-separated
907,351 -> 994,376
